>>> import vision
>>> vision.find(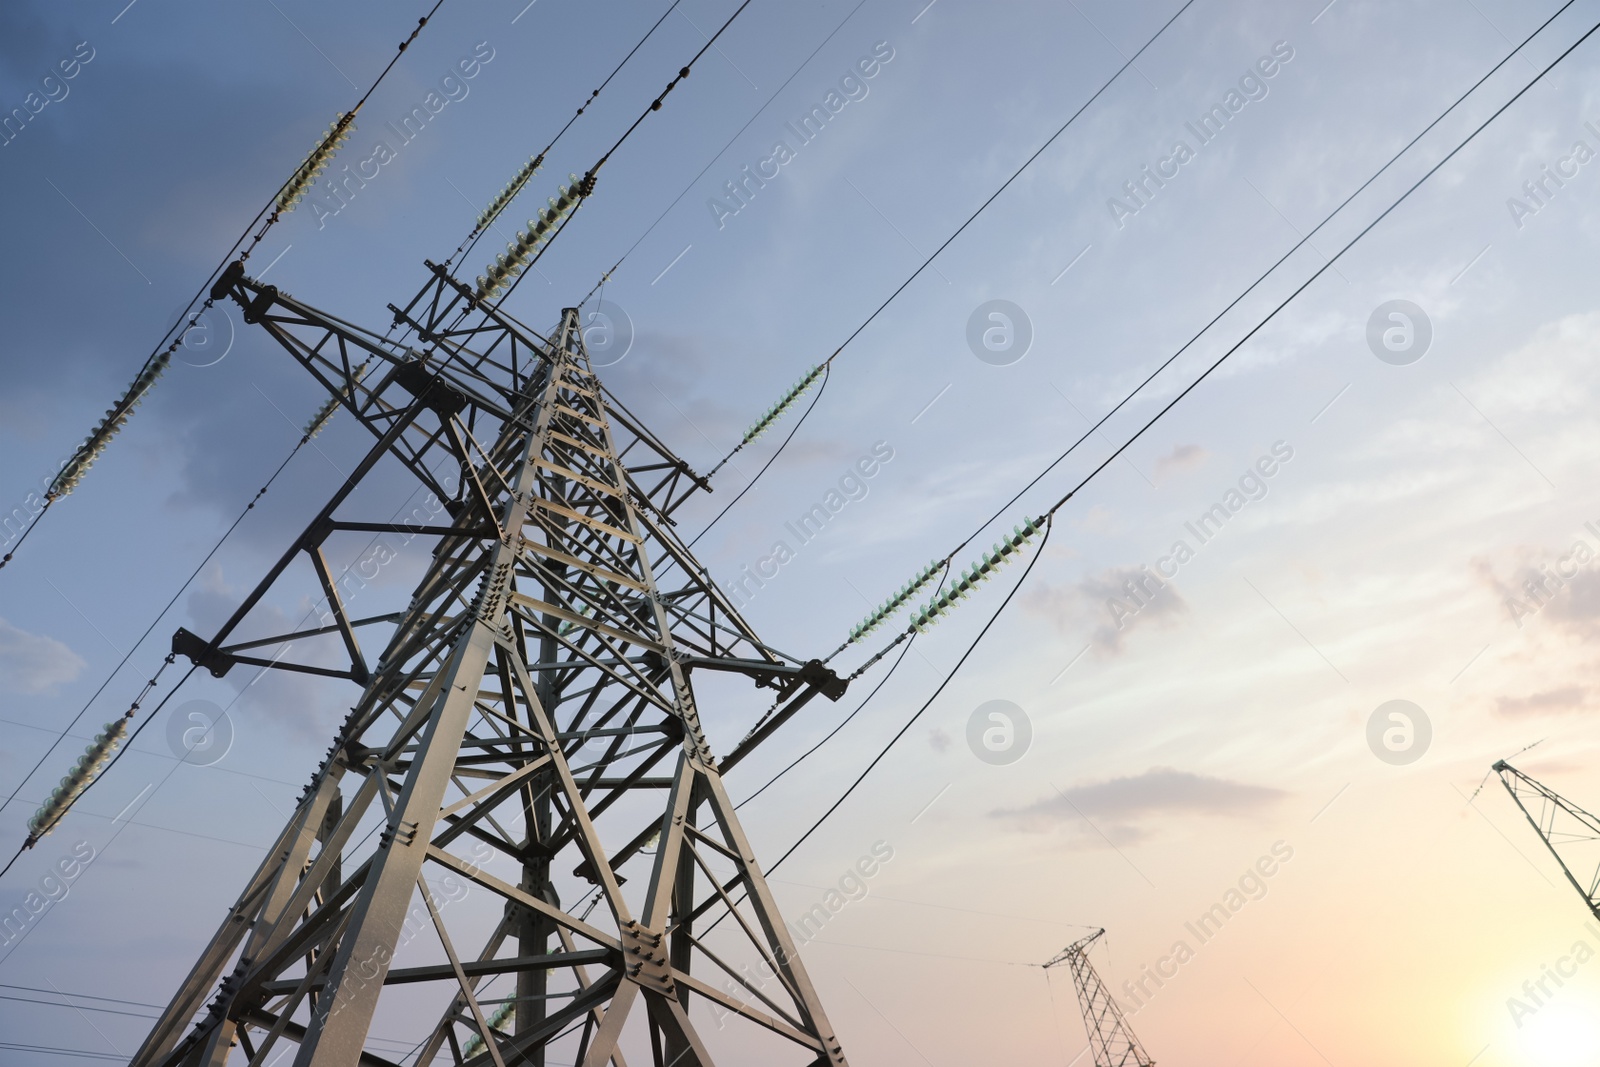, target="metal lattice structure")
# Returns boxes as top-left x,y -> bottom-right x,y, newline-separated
1044,930 -> 1154,1067
1494,760 -> 1600,922
129,260 -> 852,1066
